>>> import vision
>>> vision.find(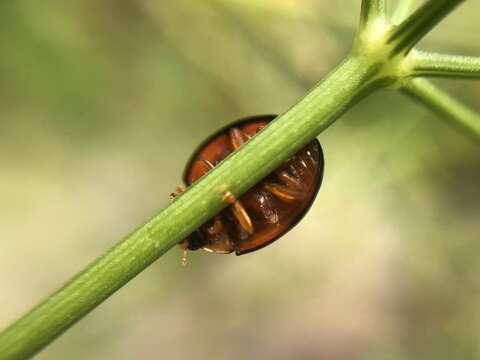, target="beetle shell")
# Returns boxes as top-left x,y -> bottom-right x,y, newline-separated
180,115 -> 324,255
